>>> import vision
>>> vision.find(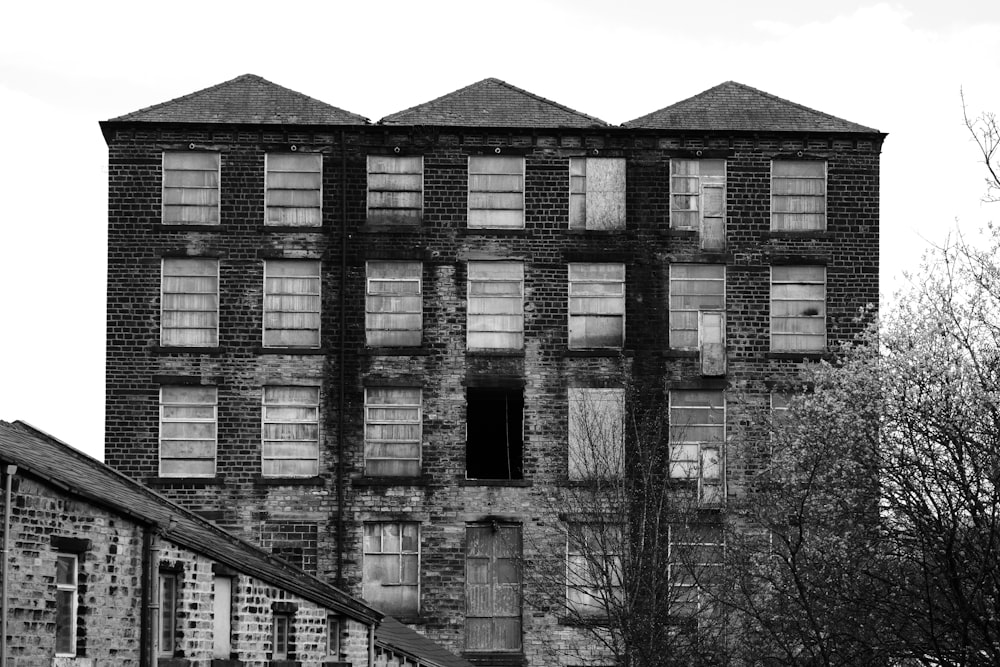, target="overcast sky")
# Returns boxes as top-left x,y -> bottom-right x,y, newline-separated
1,0 -> 998,460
